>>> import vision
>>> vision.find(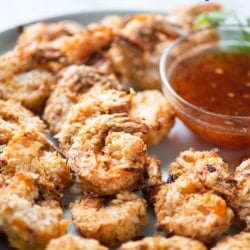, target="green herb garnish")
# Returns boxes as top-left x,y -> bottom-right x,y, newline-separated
195,10 -> 235,27
195,10 -> 250,53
